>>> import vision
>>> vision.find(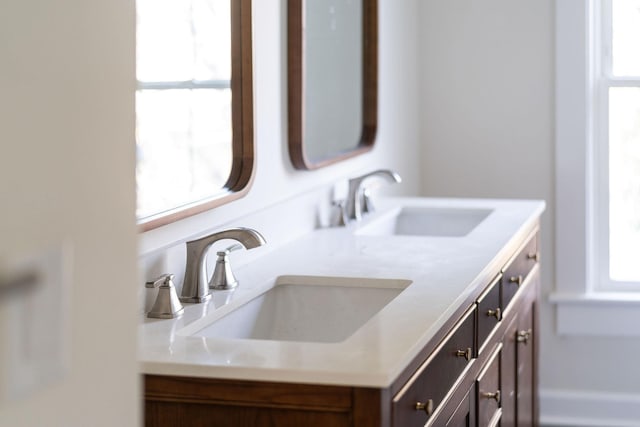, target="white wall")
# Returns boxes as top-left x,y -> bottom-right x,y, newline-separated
0,0 -> 420,423
0,1 -> 139,426
139,0 -> 422,307
418,1 -> 640,426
